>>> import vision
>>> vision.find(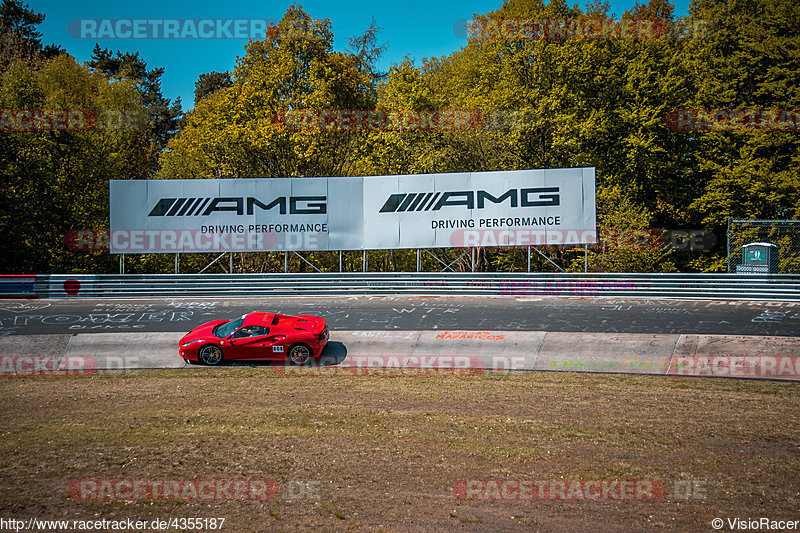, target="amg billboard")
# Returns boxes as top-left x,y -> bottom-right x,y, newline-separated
109,168 -> 596,253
